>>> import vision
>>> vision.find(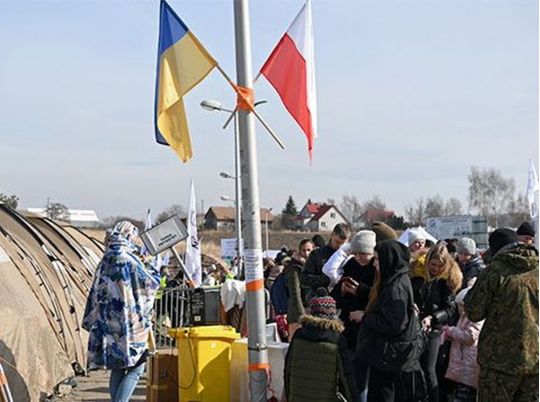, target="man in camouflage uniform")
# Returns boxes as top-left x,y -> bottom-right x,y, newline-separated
465,228 -> 539,402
